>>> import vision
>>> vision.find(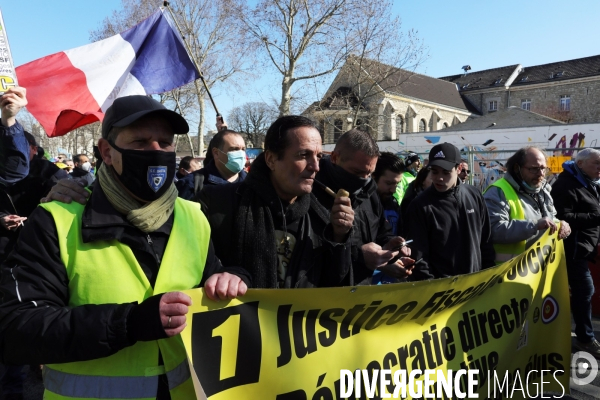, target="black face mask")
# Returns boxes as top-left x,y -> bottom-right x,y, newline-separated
330,162 -> 372,195
109,141 -> 176,201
